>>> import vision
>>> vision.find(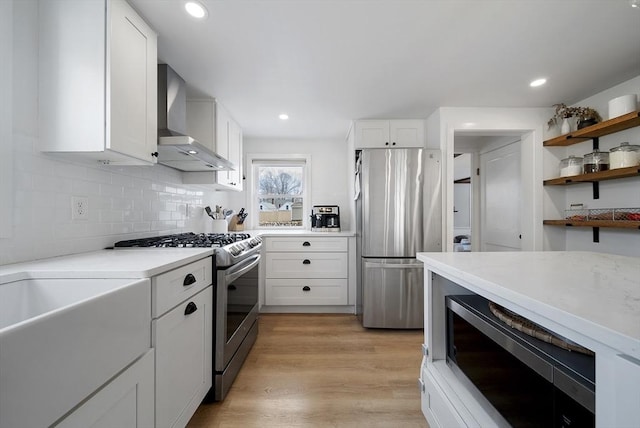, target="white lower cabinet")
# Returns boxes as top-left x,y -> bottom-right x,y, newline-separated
264,237 -> 349,306
420,368 -> 466,428
152,258 -> 213,428
56,350 -> 155,428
